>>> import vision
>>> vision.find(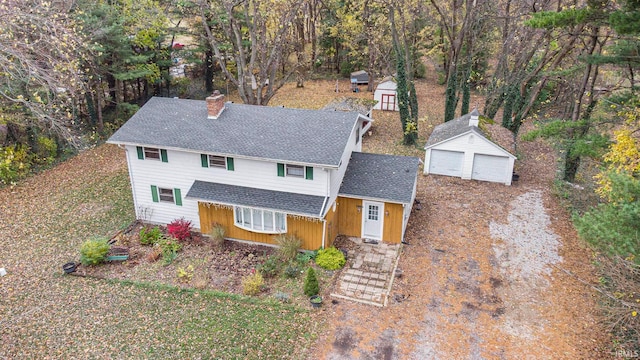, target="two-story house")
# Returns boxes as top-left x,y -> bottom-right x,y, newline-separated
107,92 -> 419,250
